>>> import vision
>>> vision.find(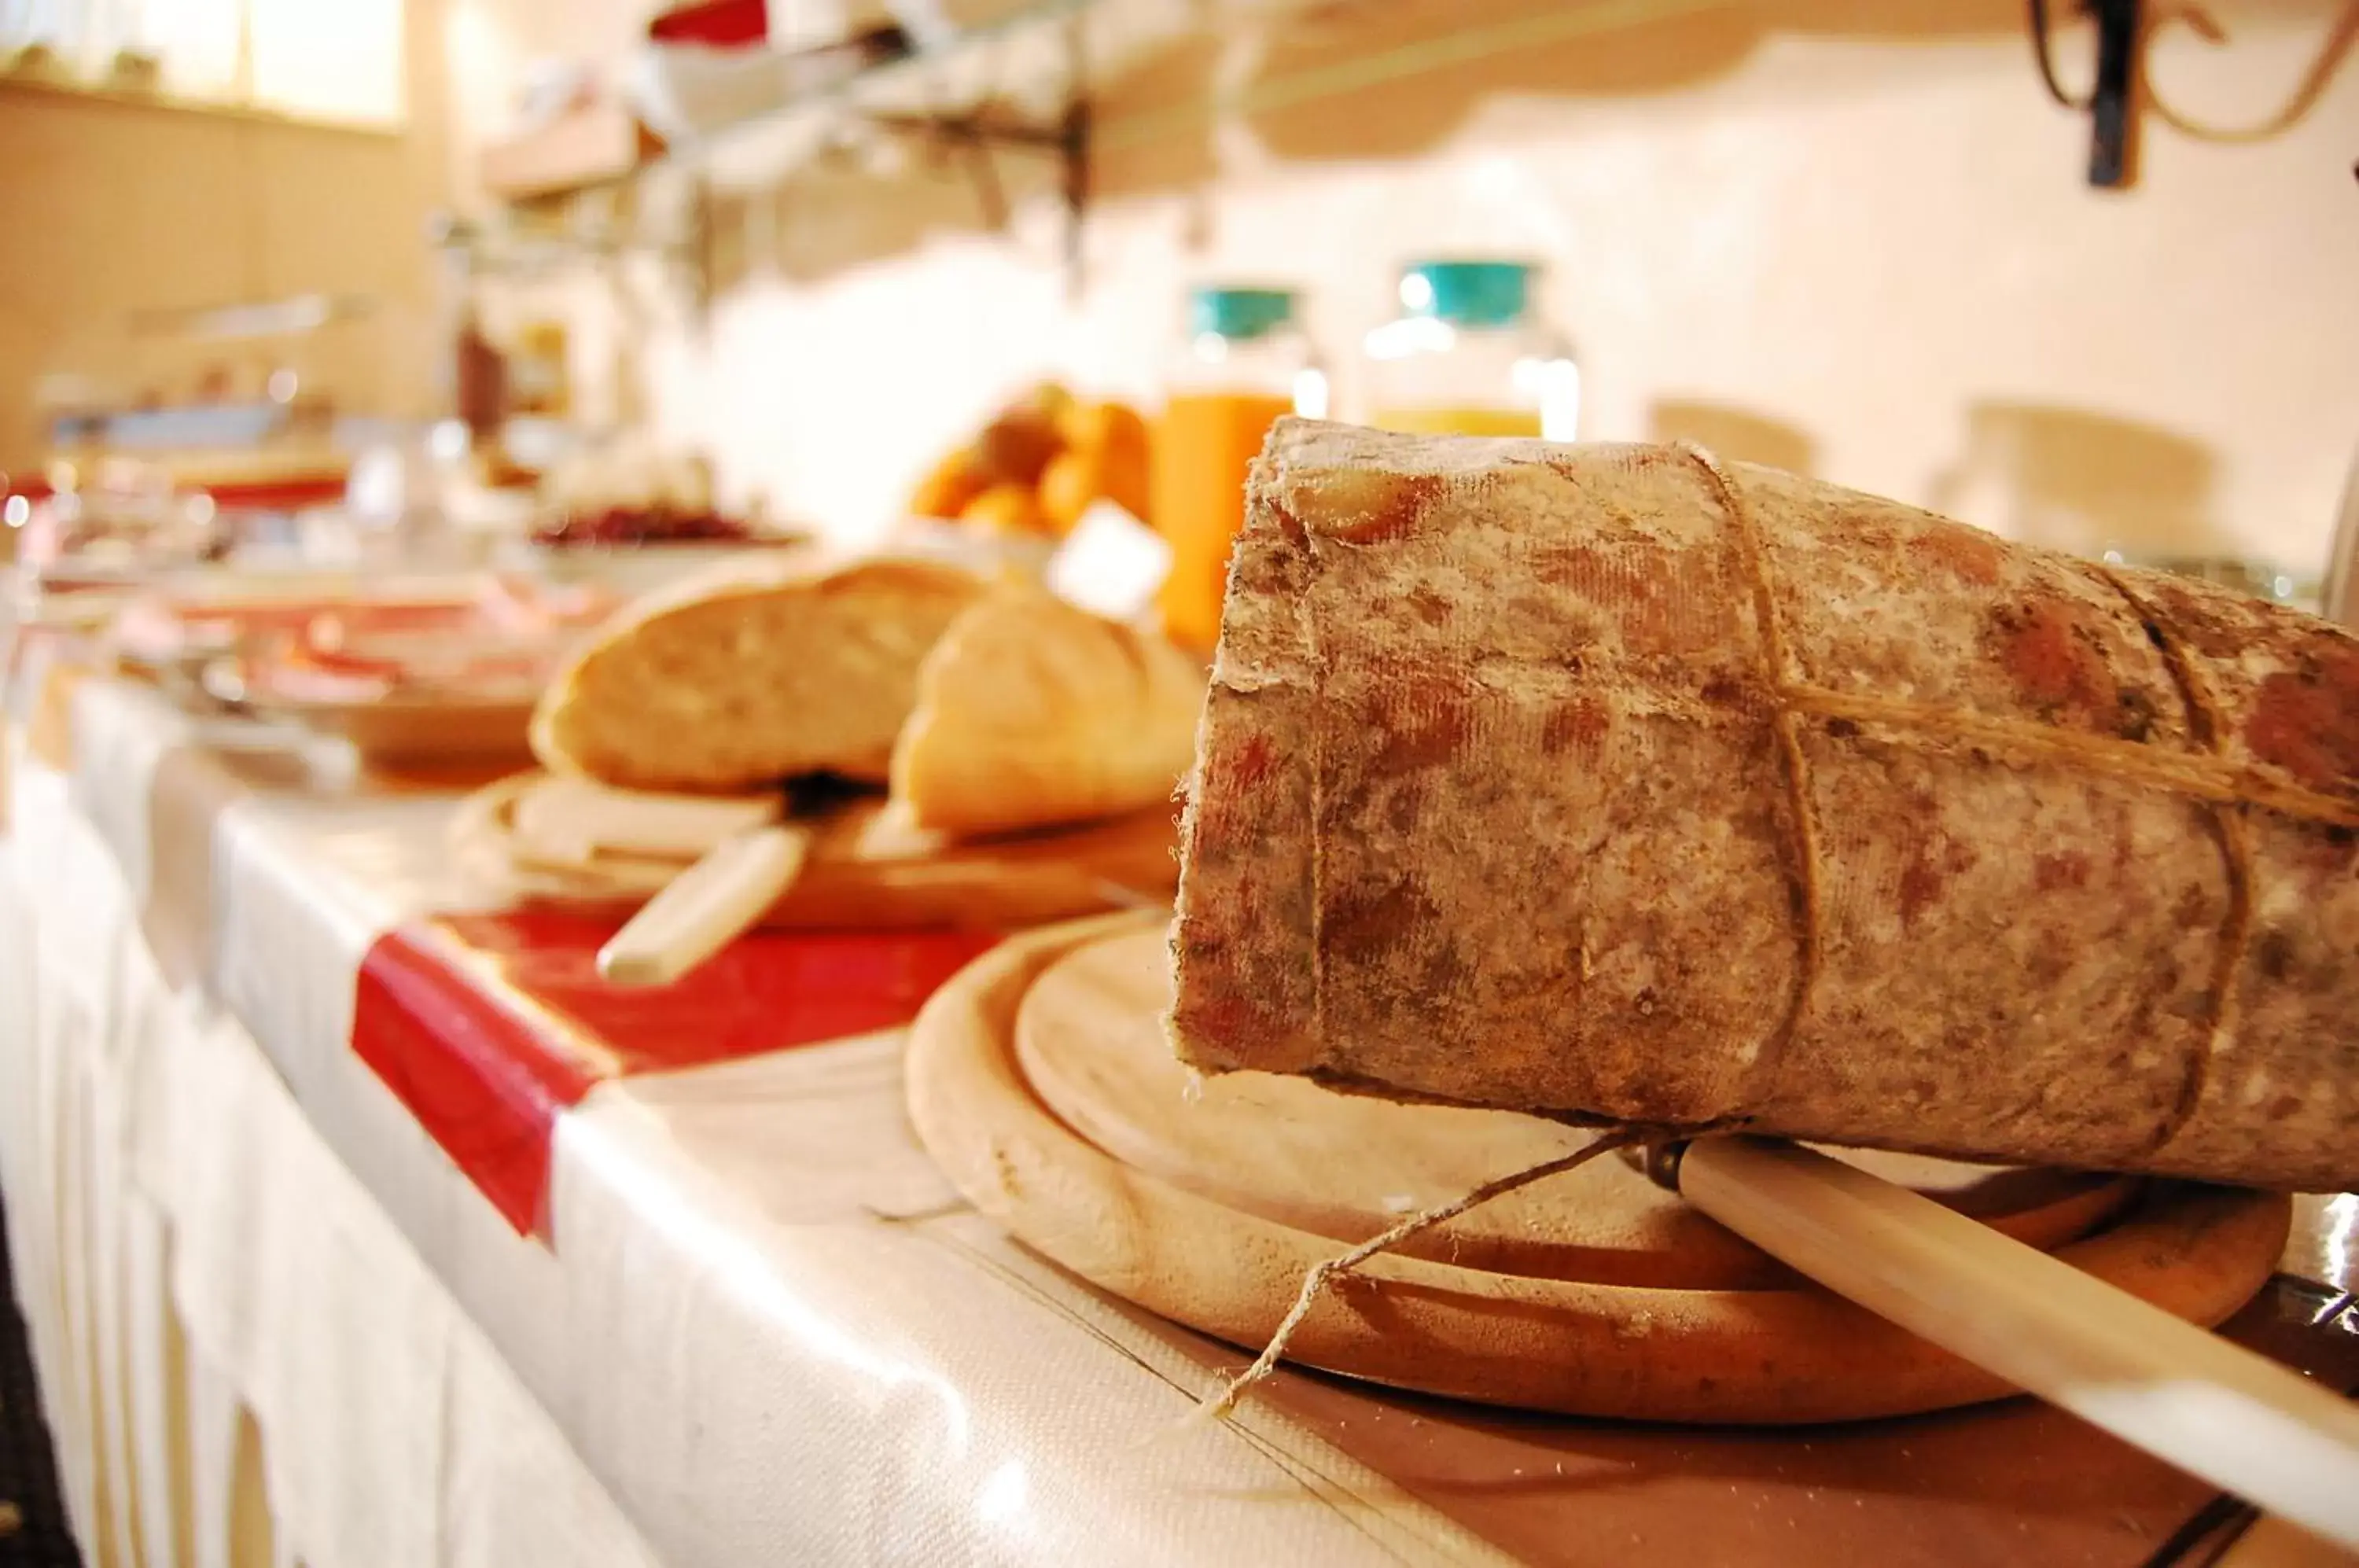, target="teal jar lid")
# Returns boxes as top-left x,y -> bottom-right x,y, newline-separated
1189,286 -> 1297,341
1400,260 -> 1533,329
